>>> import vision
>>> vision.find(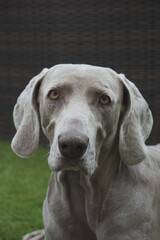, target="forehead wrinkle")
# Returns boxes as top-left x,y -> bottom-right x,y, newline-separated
42,65 -> 121,95
86,86 -> 111,96
47,82 -> 73,92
